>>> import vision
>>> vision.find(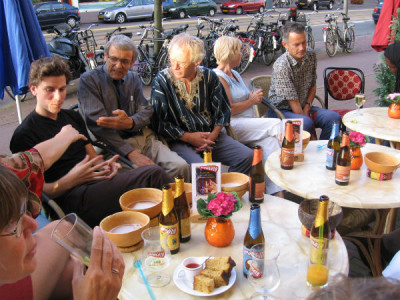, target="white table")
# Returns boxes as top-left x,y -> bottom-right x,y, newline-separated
119,195 -> 348,300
